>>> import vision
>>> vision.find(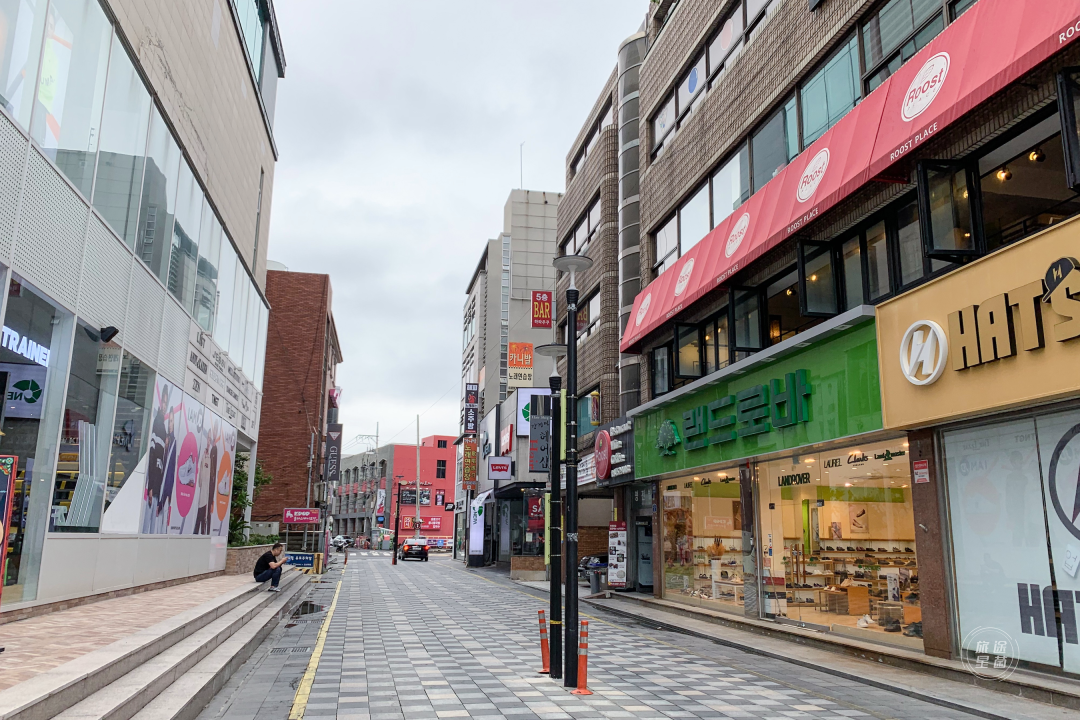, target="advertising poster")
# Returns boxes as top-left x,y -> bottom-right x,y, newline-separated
608,521 -> 627,588
169,394 -> 205,534
469,492 -> 489,555
375,488 -> 386,517
210,416 -> 236,537
142,376 -> 182,534
0,456 -> 17,604
402,516 -> 442,532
